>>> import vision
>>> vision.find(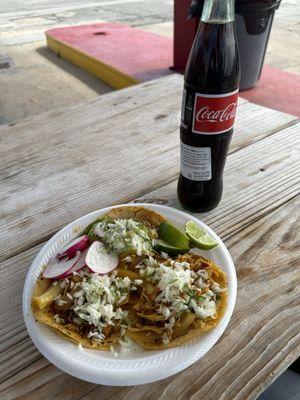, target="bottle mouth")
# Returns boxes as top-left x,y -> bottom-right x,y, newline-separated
201,0 -> 235,24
